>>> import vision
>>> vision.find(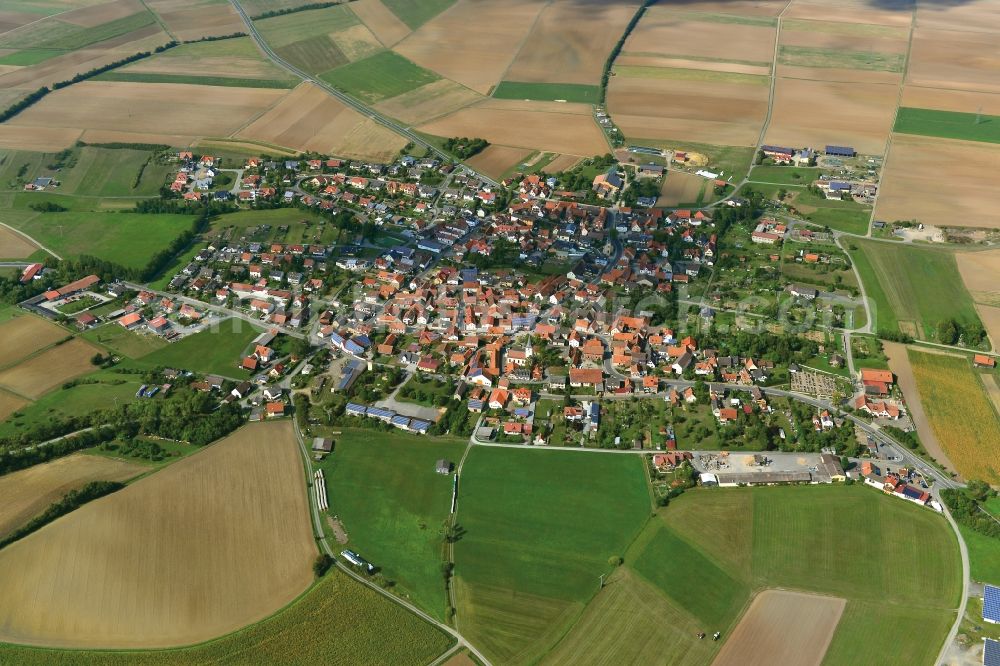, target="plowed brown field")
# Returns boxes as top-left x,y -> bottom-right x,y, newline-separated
713,590 -> 845,666
0,420 -> 315,649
